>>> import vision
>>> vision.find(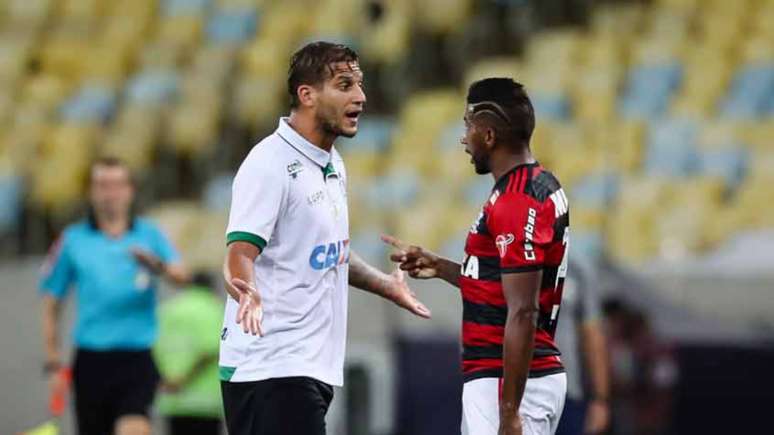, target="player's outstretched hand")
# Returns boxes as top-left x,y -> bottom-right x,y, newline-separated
381,234 -> 439,279
231,278 -> 264,336
386,268 -> 432,319
131,247 -> 165,274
